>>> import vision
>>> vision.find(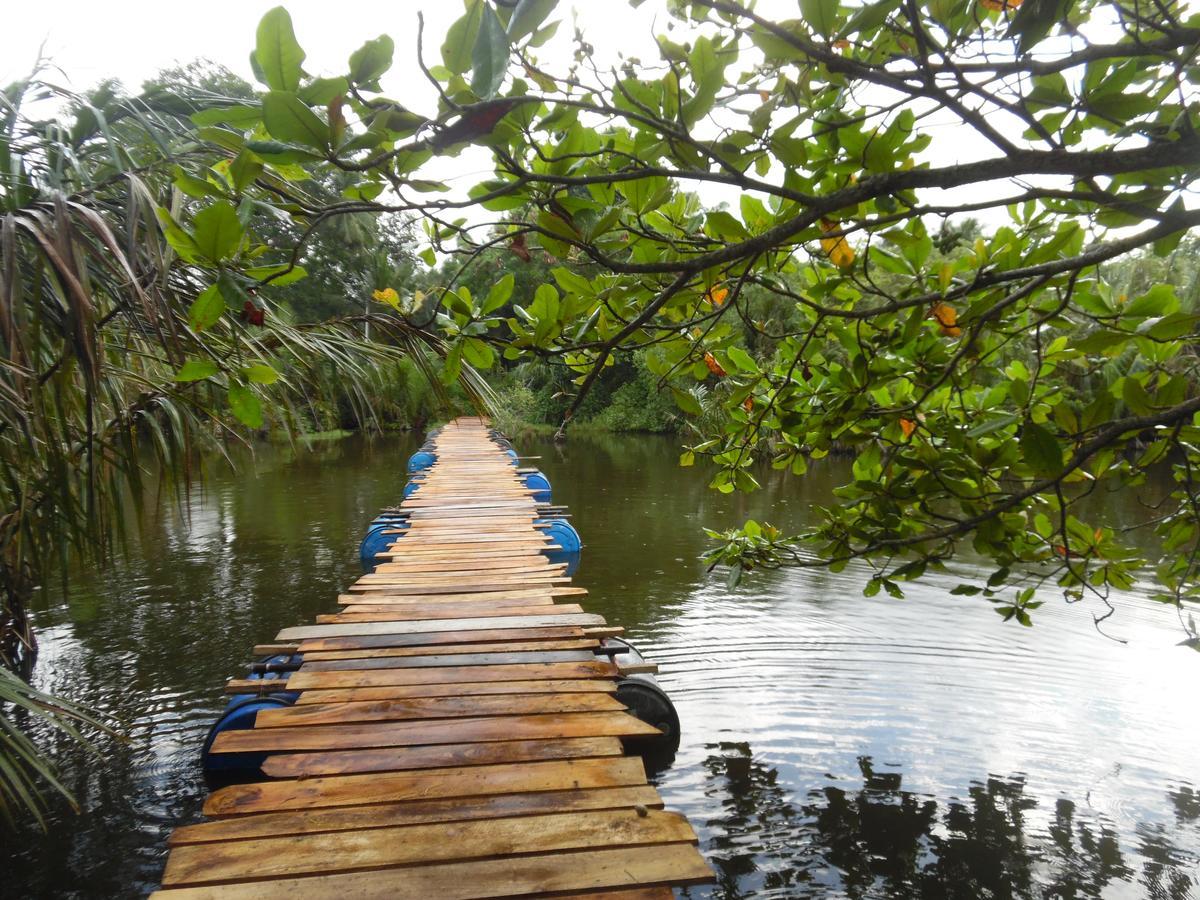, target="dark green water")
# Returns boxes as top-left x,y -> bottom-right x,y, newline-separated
4,432 -> 1198,898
